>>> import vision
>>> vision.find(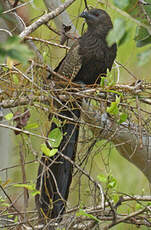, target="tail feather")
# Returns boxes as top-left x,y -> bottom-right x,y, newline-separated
35,108 -> 80,220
